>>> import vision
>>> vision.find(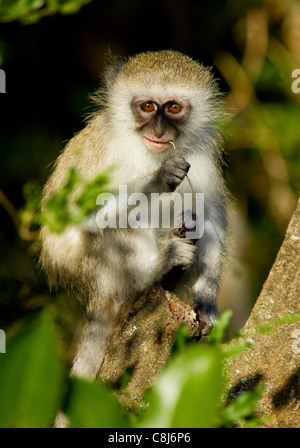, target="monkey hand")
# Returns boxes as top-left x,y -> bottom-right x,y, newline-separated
167,237 -> 196,270
171,210 -> 198,242
161,156 -> 190,191
191,295 -> 218,337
